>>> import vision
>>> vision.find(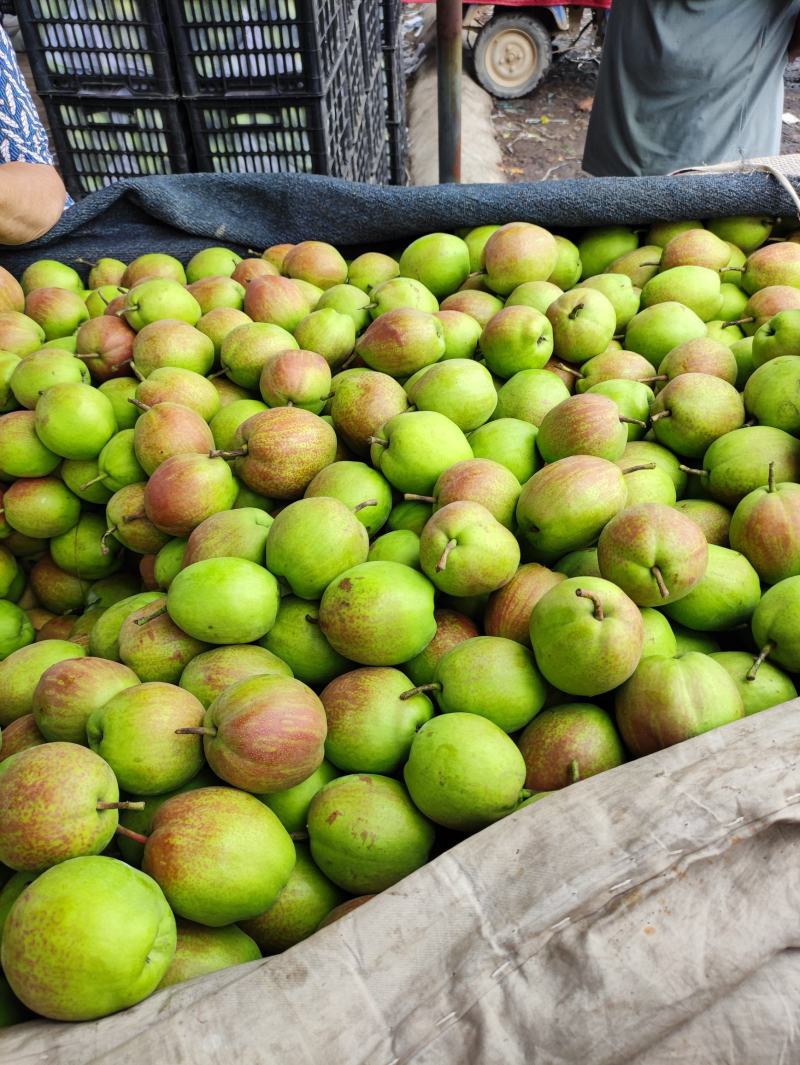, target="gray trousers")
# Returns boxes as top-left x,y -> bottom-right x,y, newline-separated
583,0 -> 800,176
